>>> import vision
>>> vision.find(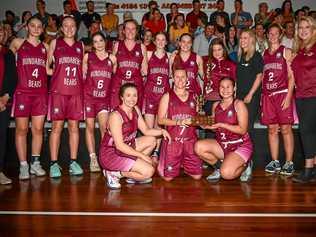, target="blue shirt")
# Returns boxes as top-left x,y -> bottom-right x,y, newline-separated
231,11 -> 252,29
